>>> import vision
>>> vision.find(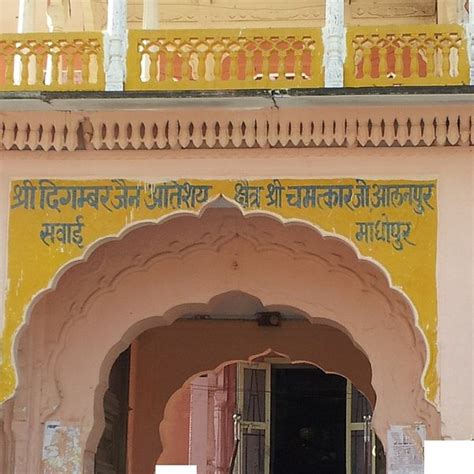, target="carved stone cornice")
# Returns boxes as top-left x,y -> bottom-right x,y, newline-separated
91,0 -> 438,30
92,0 -> 326,30
0,104 -> 472,152
350,0 -> 436,20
